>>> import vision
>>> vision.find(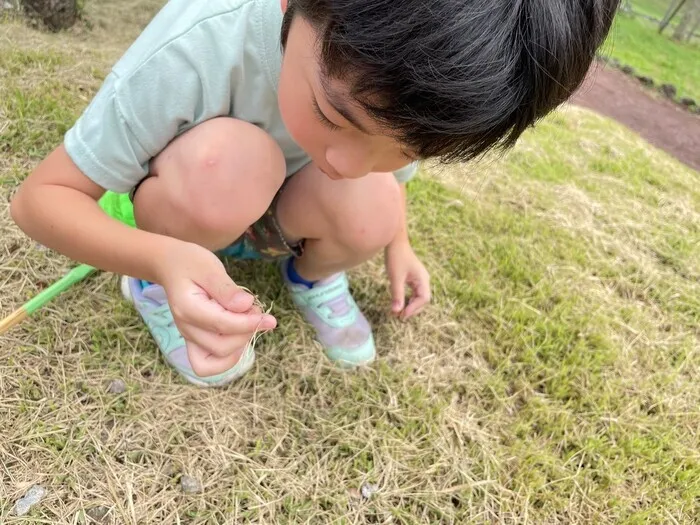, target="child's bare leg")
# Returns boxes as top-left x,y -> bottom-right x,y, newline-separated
274,164 -> 402,367
276,164 -> 402,280
125,117 -> 286,385
133,117 -> 286,250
